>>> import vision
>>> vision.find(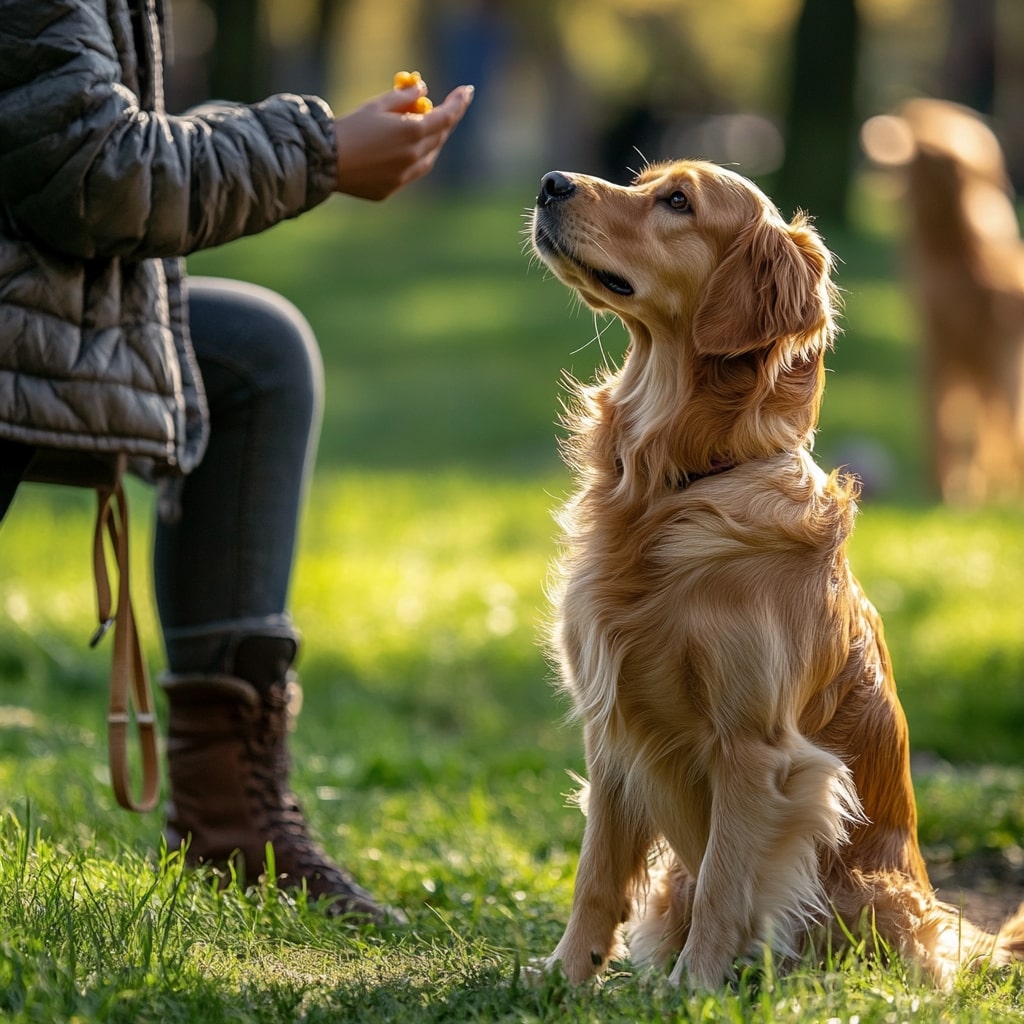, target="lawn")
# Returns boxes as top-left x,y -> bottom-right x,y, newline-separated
1,180 -> 1023,1022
